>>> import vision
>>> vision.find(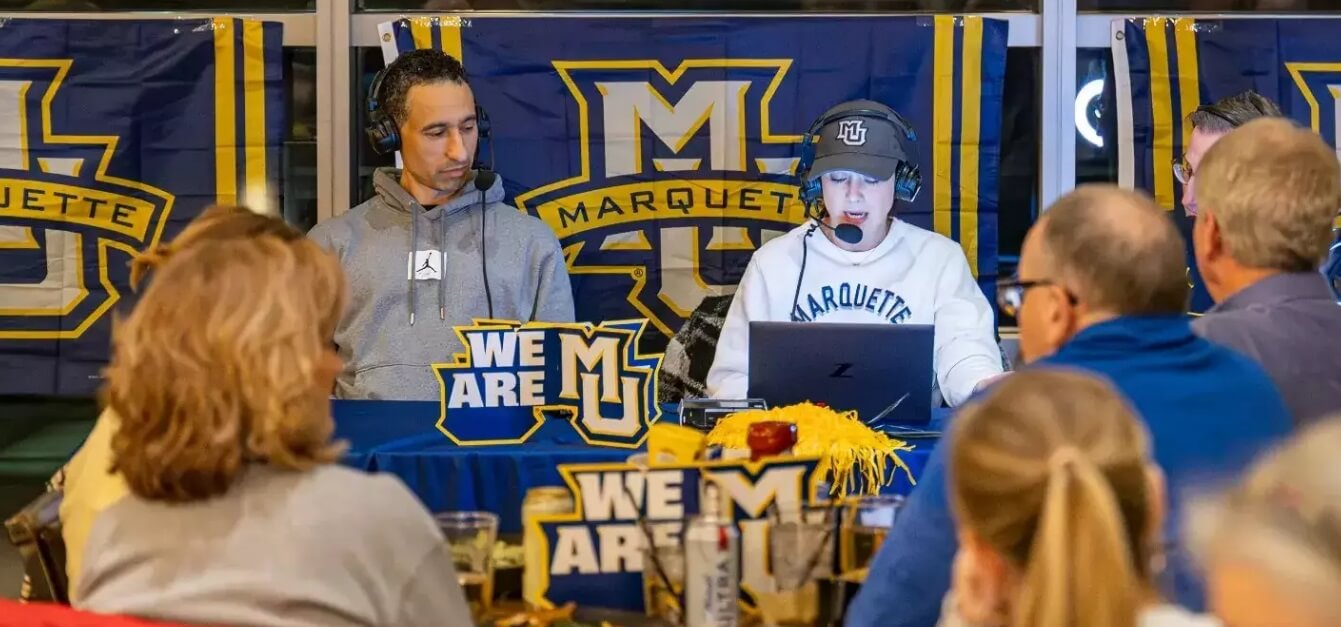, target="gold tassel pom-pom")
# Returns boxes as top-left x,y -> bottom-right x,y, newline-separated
704,402 -> 916,496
